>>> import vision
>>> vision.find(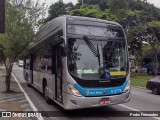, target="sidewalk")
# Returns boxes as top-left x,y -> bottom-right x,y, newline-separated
0,66 -> 37,120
